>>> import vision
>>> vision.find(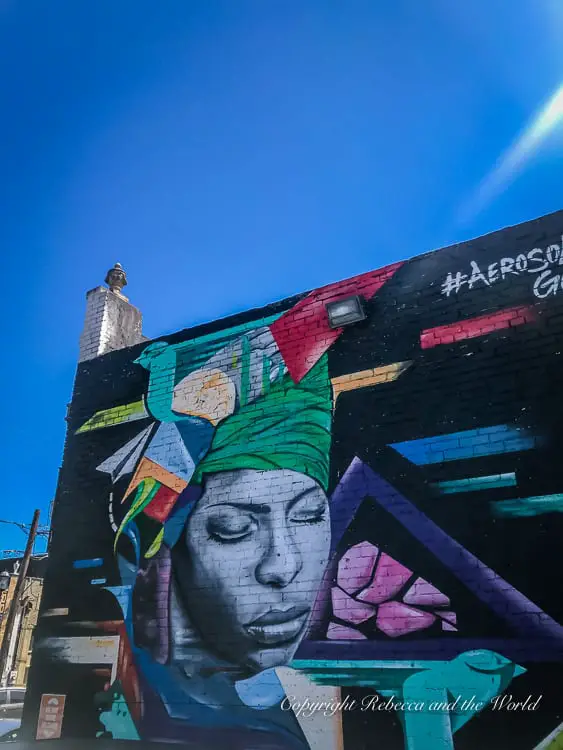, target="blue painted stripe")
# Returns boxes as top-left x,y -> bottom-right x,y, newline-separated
432,473 -> 517,494
73,558 -> 104,569
90,578 -> 107,585
492,494 -> 563,518
390,425 -> 539,465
